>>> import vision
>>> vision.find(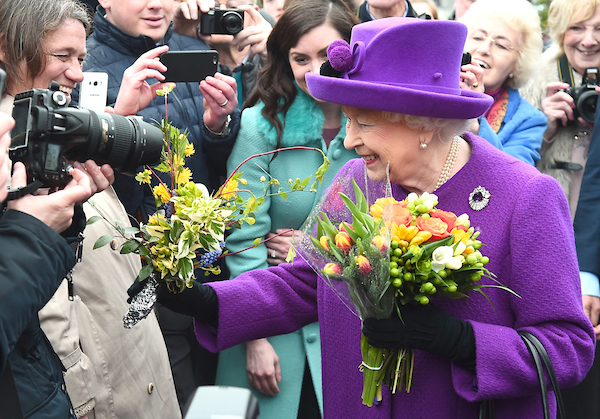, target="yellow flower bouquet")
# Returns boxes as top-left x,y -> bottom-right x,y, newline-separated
90,87 -> 329,327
